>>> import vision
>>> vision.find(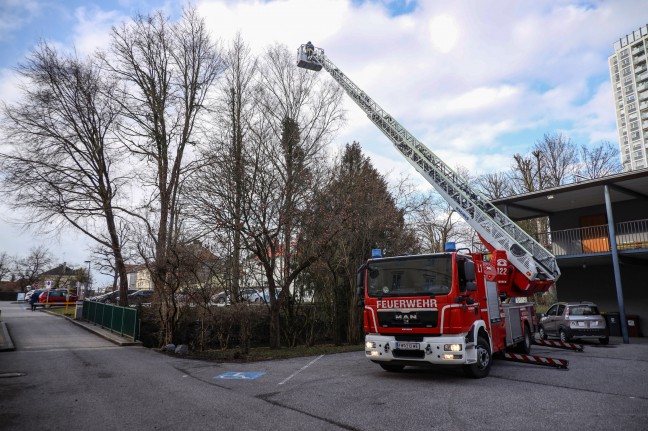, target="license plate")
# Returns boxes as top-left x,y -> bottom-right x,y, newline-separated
396,342 -> 420,350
